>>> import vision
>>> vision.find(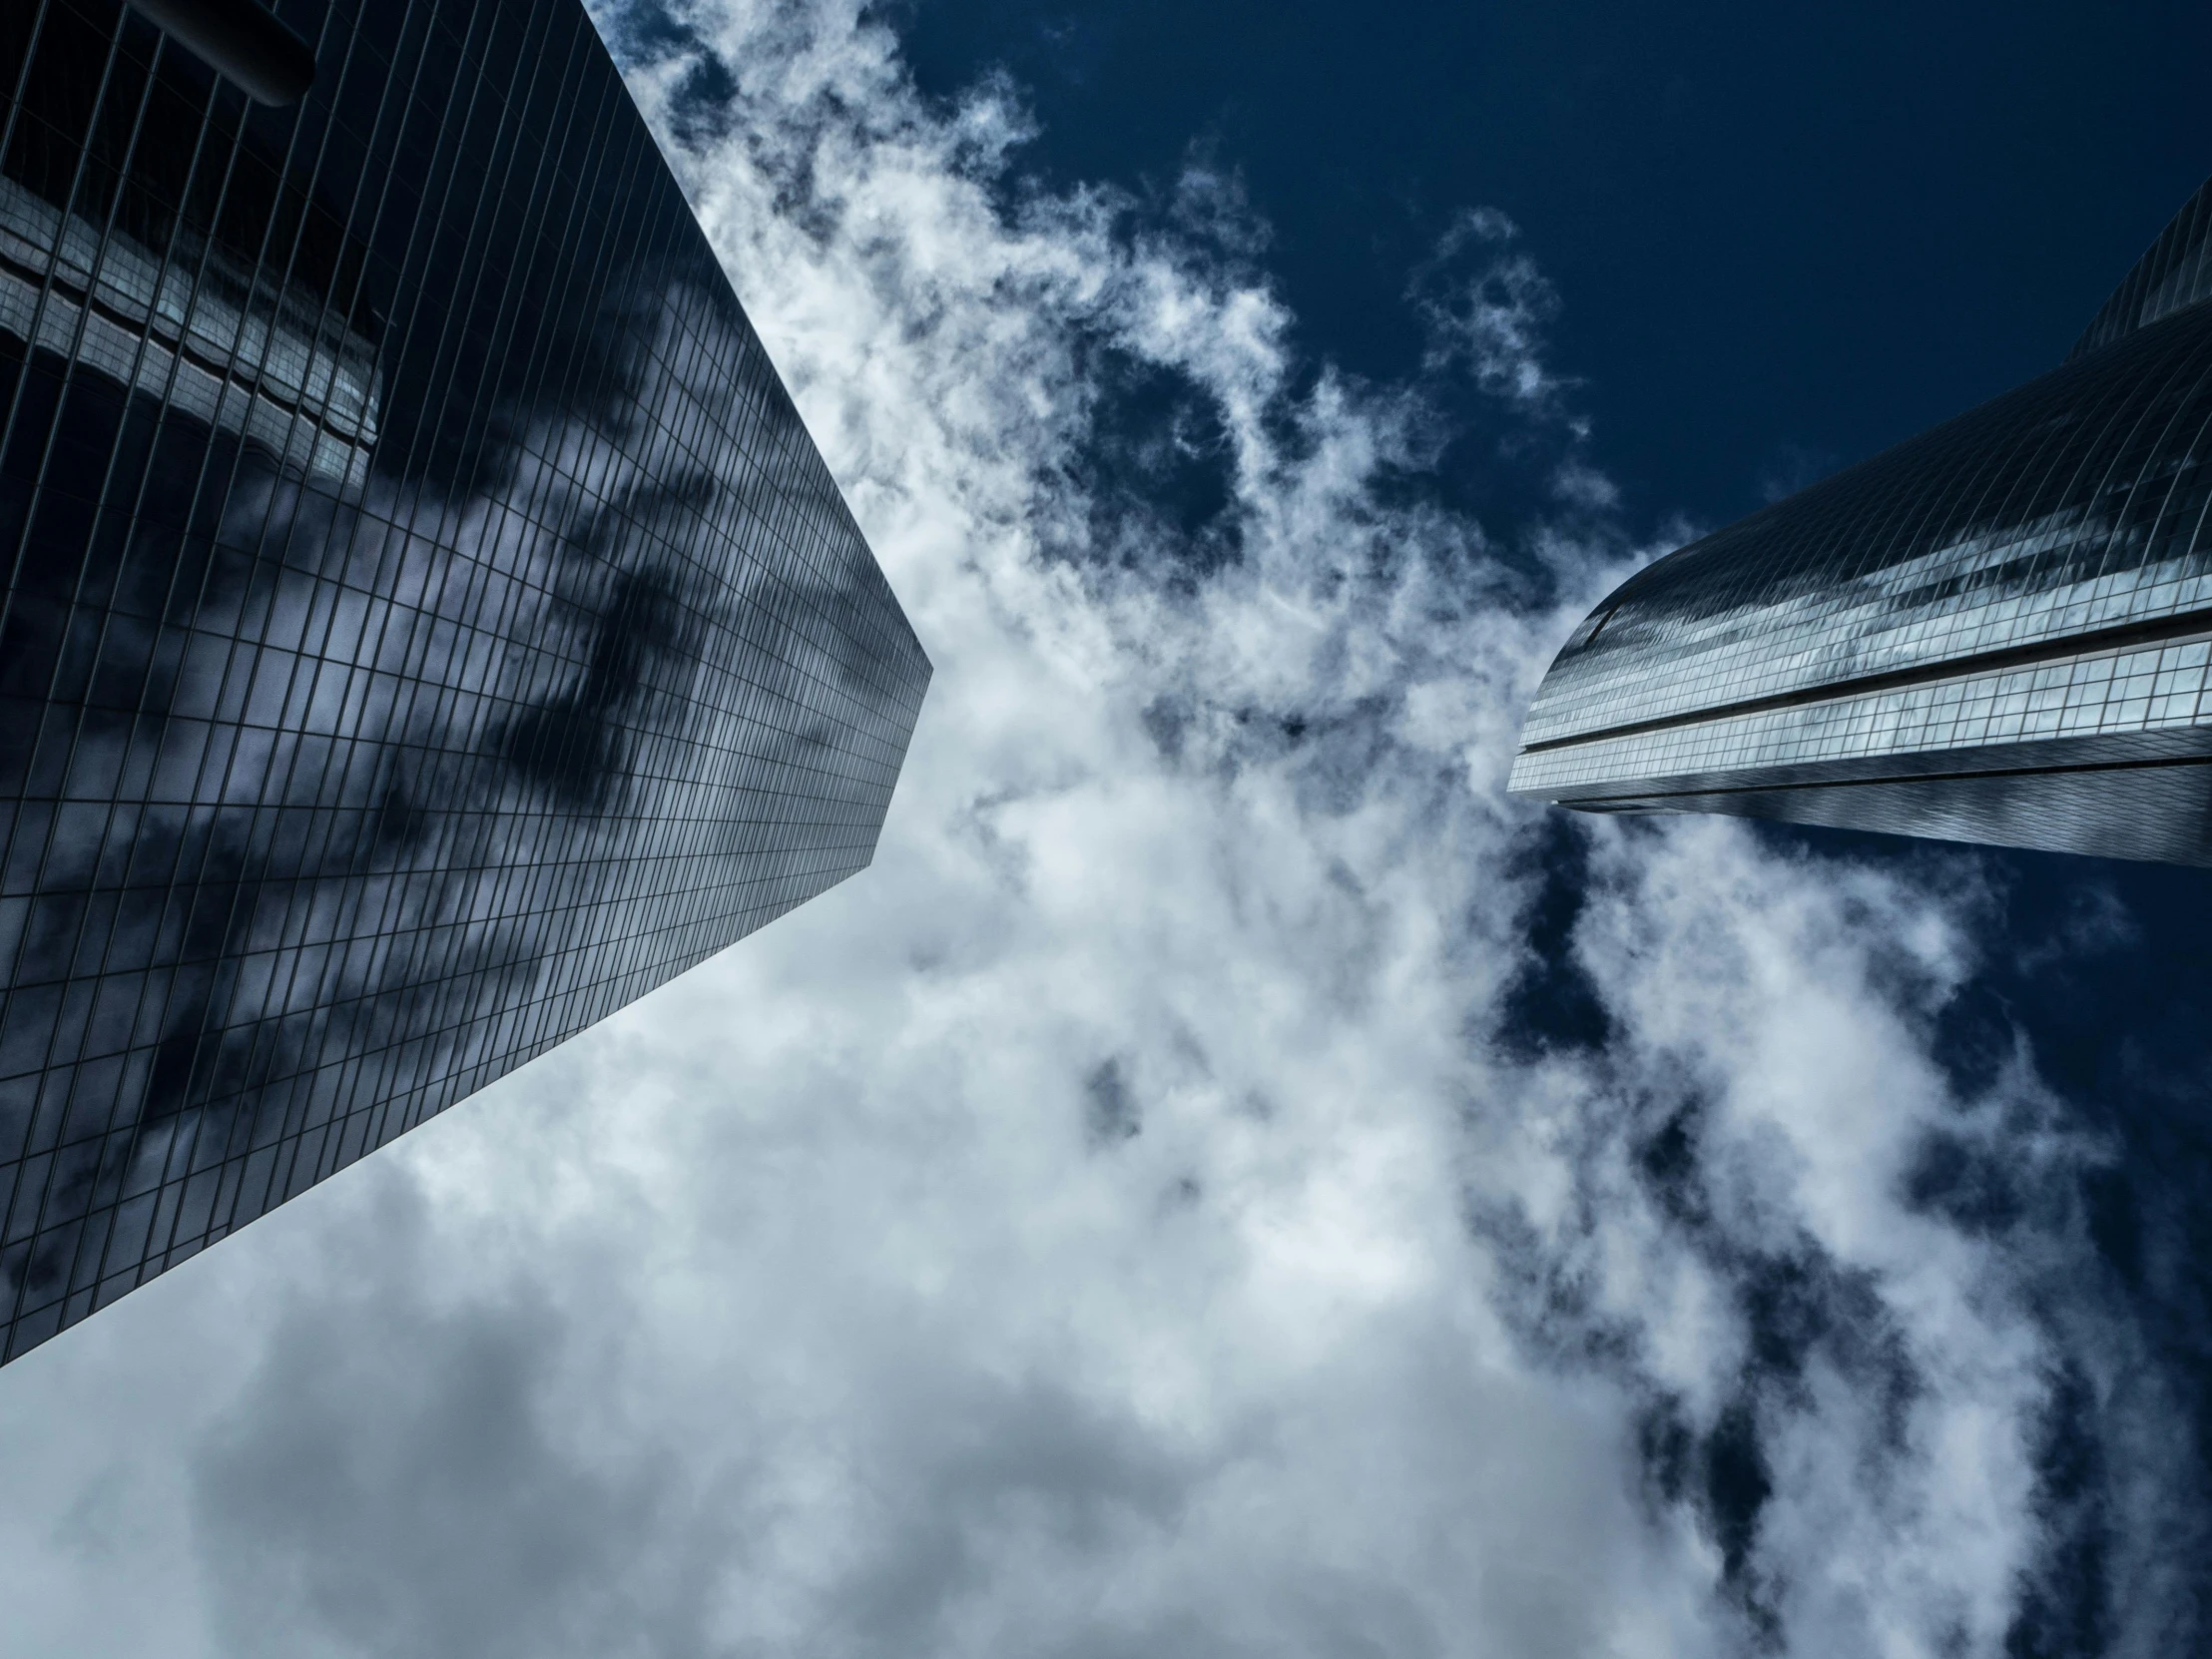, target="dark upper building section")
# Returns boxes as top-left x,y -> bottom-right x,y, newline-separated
5,2 -> 364,316
125,0 -> 318,107
2071,173 -> 2212,363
